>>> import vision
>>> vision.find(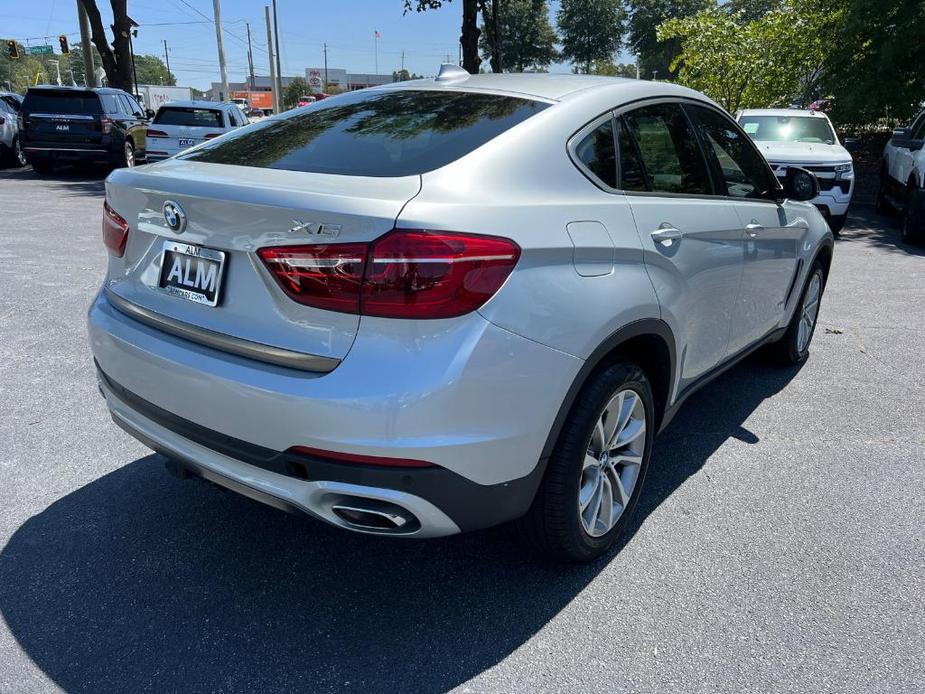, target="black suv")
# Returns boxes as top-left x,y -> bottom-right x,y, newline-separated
20,86 -> 150,174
